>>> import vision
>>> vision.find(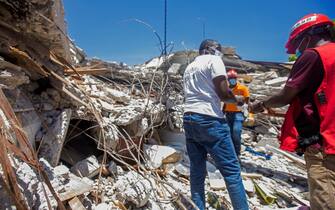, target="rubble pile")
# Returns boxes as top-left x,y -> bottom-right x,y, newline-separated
0,0 -> 309,209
